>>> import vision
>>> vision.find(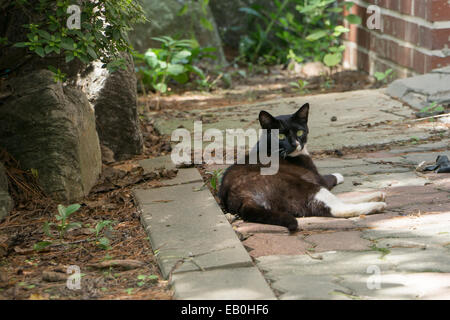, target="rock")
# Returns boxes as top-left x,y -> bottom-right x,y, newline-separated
300,62 -> 330,78
0,69 -> 102,202
386,70 -> 450,110
78,53 -> 144,161
0,163 -> 13,221
129,0 -> 226,65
